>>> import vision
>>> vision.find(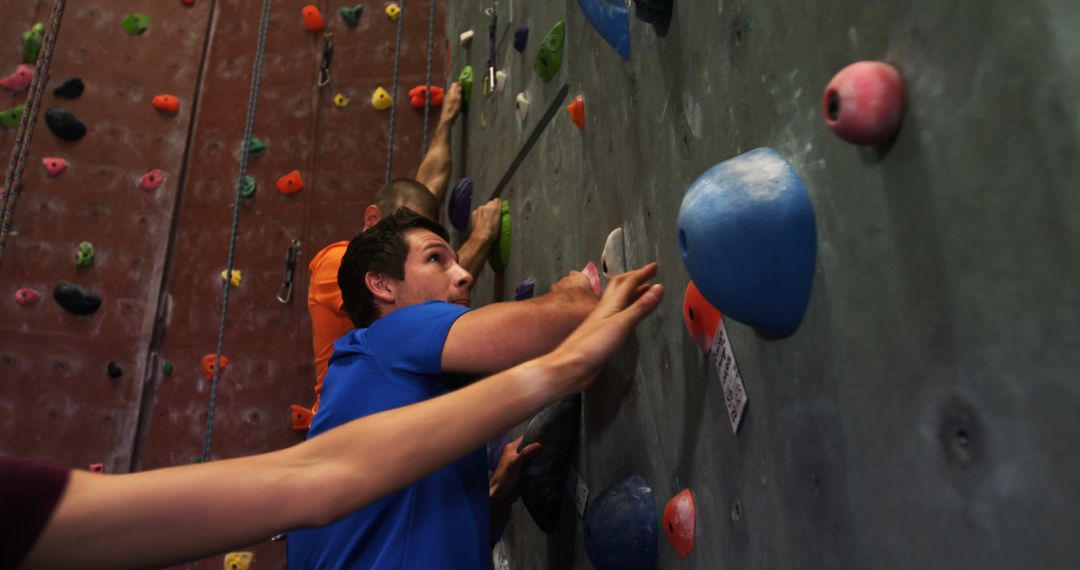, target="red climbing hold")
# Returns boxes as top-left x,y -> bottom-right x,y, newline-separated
140,169 -> 164,191
276,170 -> 304,195
201,354 -> 230,380
89,463 -> 105,474
823,61 -> 905,146
290,404 -> 314,430
152,94 -> 181,114
663,489 -> 696,558
181,0 -> 196,5
302,5 -> 326,31
408,85 -> 445,109
14,288 -> 41,305
566,95 -> 585,130
683,281 -> 723,354
0,64 -> 34,92
42,157 -> 68,176
582,261 -> 602,296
